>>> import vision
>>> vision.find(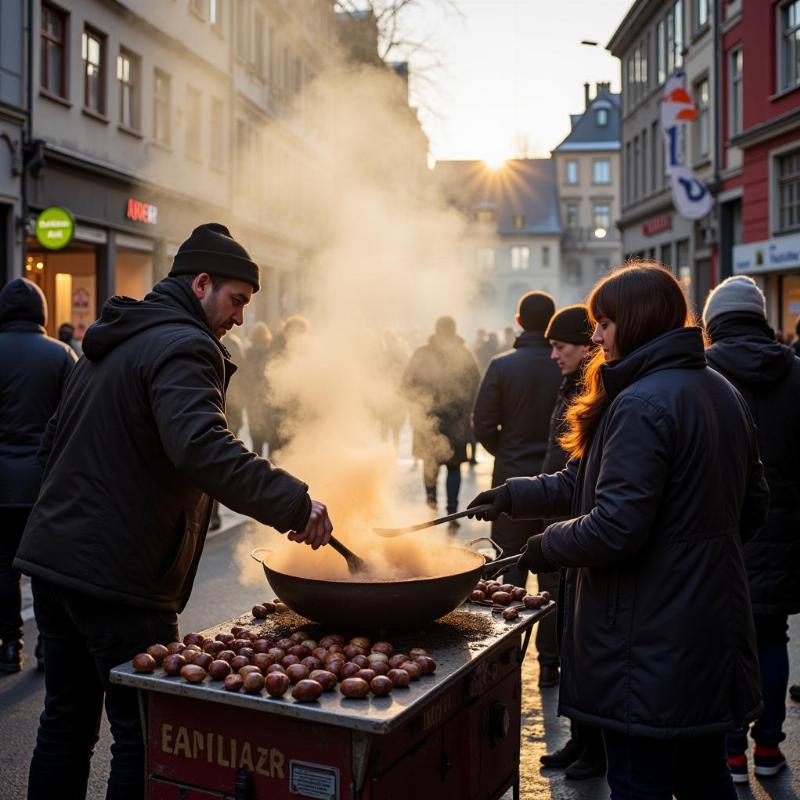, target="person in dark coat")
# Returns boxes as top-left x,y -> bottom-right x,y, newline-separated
468,263 -> 769,799
402,316 -> 480,518
14,223 -> 334,800
537,304 -> 605,780
703,276 -> 800,783
0,279 -> 77,673
472,292 -> 560,594
242,321 -> 273,457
